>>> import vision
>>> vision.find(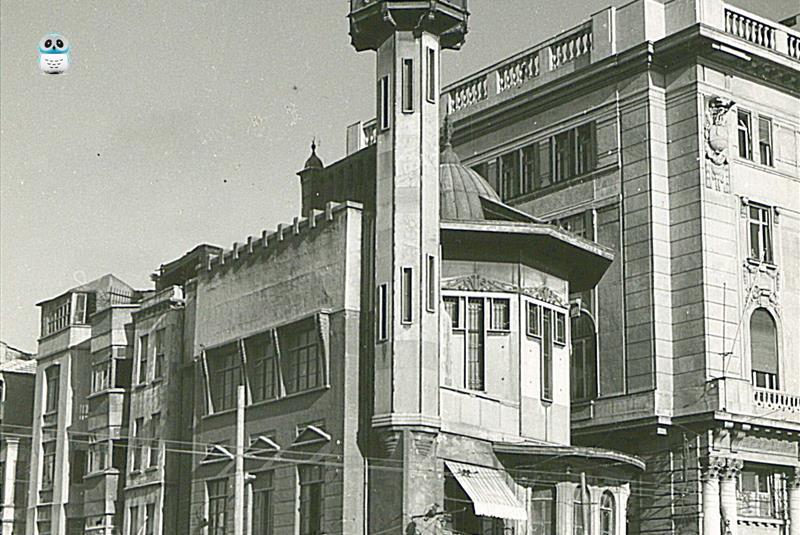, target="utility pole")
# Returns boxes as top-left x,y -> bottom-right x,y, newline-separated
234,384 -> 245,535
581,471 -> 590,534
